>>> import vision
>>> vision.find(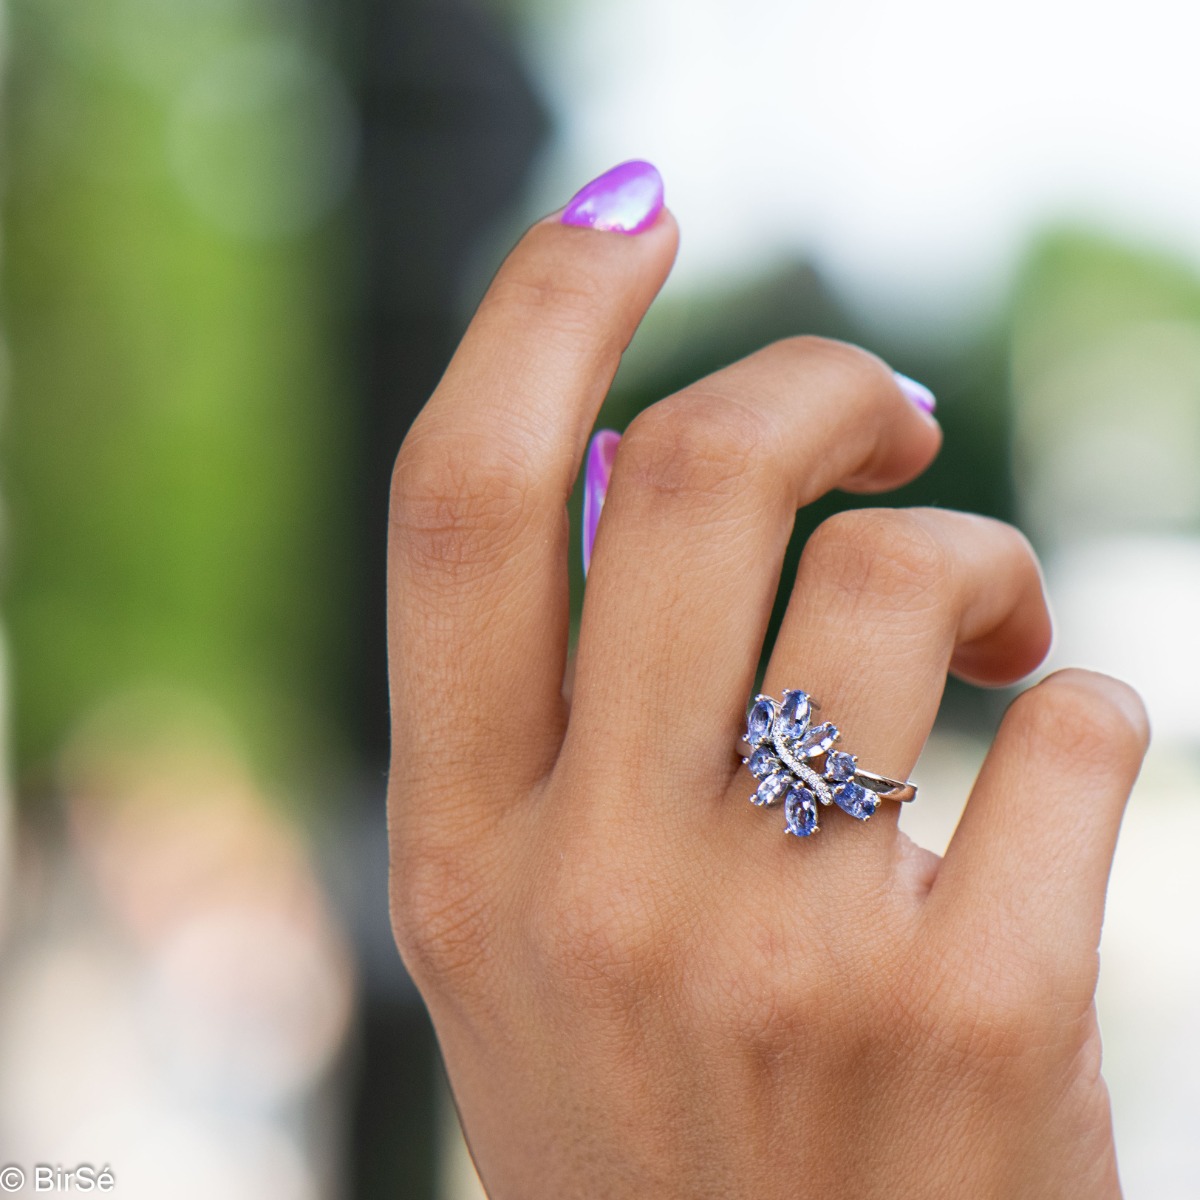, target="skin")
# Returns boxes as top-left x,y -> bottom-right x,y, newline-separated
385,205 -> 1149,1198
